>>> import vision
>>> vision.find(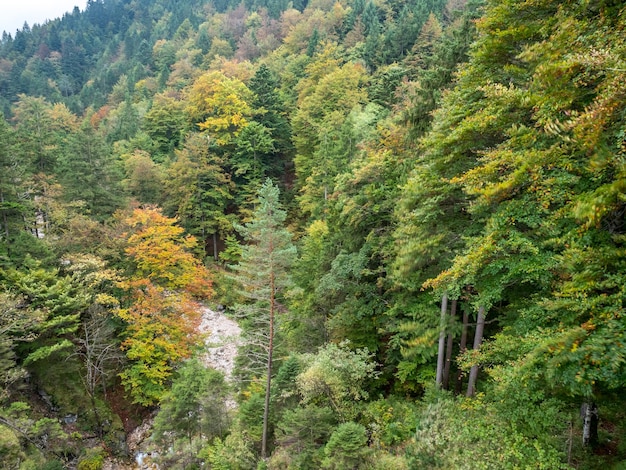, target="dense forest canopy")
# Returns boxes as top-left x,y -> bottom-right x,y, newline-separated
0,0 -> 624,468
